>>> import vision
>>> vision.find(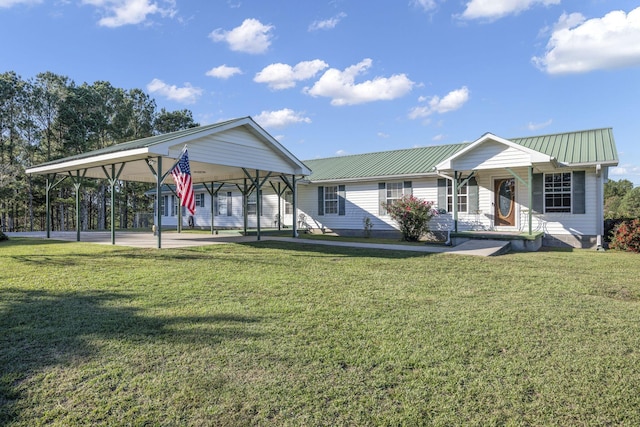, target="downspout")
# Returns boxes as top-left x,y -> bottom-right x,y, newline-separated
292,175 -> 298,238
453,171 -> 459,233
596,164 -> 604,250
528,166 -> 533,236
210,182 -> 215,235
156,156 -> 162,249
